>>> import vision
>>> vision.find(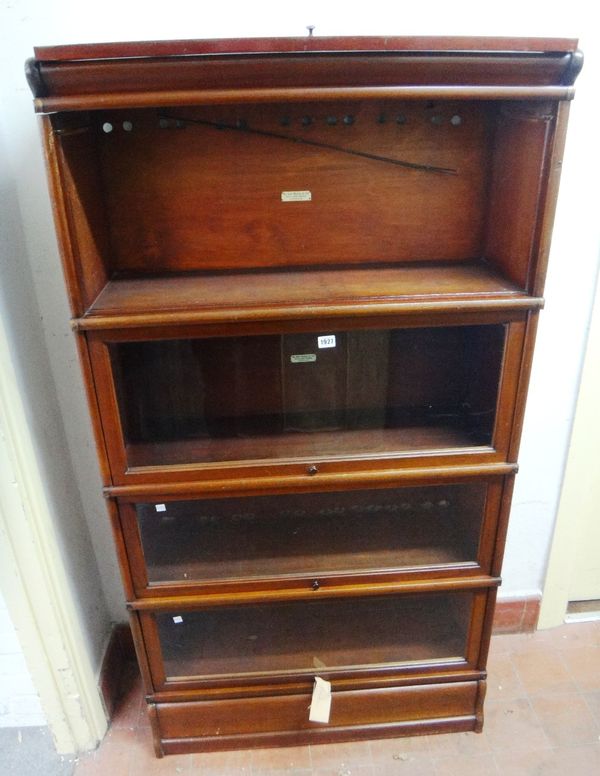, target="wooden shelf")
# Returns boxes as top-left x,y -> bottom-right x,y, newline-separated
80,261 -> 540,330
126,426 -> 486,469
156,592 -> 472,680
145,518 -> 476,583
